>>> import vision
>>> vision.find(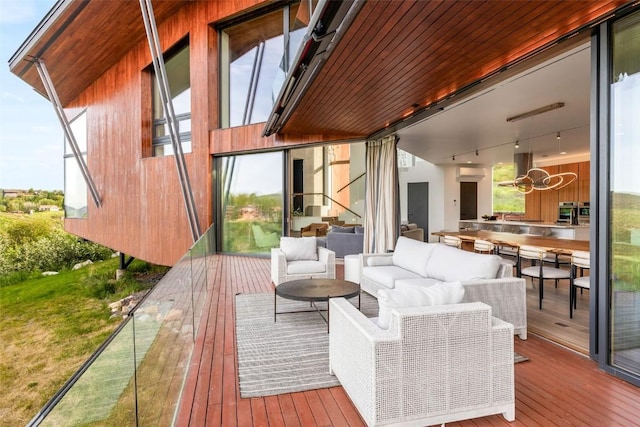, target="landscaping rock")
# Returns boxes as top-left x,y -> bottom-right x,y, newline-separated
72,260 -> 93,270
